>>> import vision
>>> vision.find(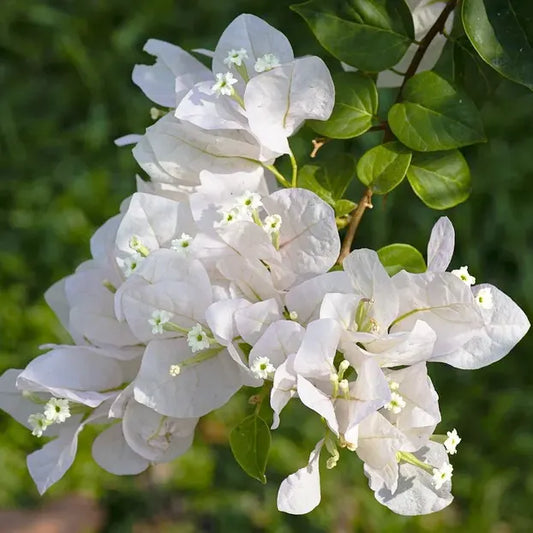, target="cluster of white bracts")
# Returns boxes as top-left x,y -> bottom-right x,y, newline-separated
0,13 -> 529,517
